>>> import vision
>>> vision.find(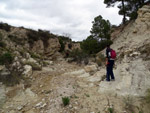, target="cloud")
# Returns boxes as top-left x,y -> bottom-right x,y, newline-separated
0,0 -> 122,41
